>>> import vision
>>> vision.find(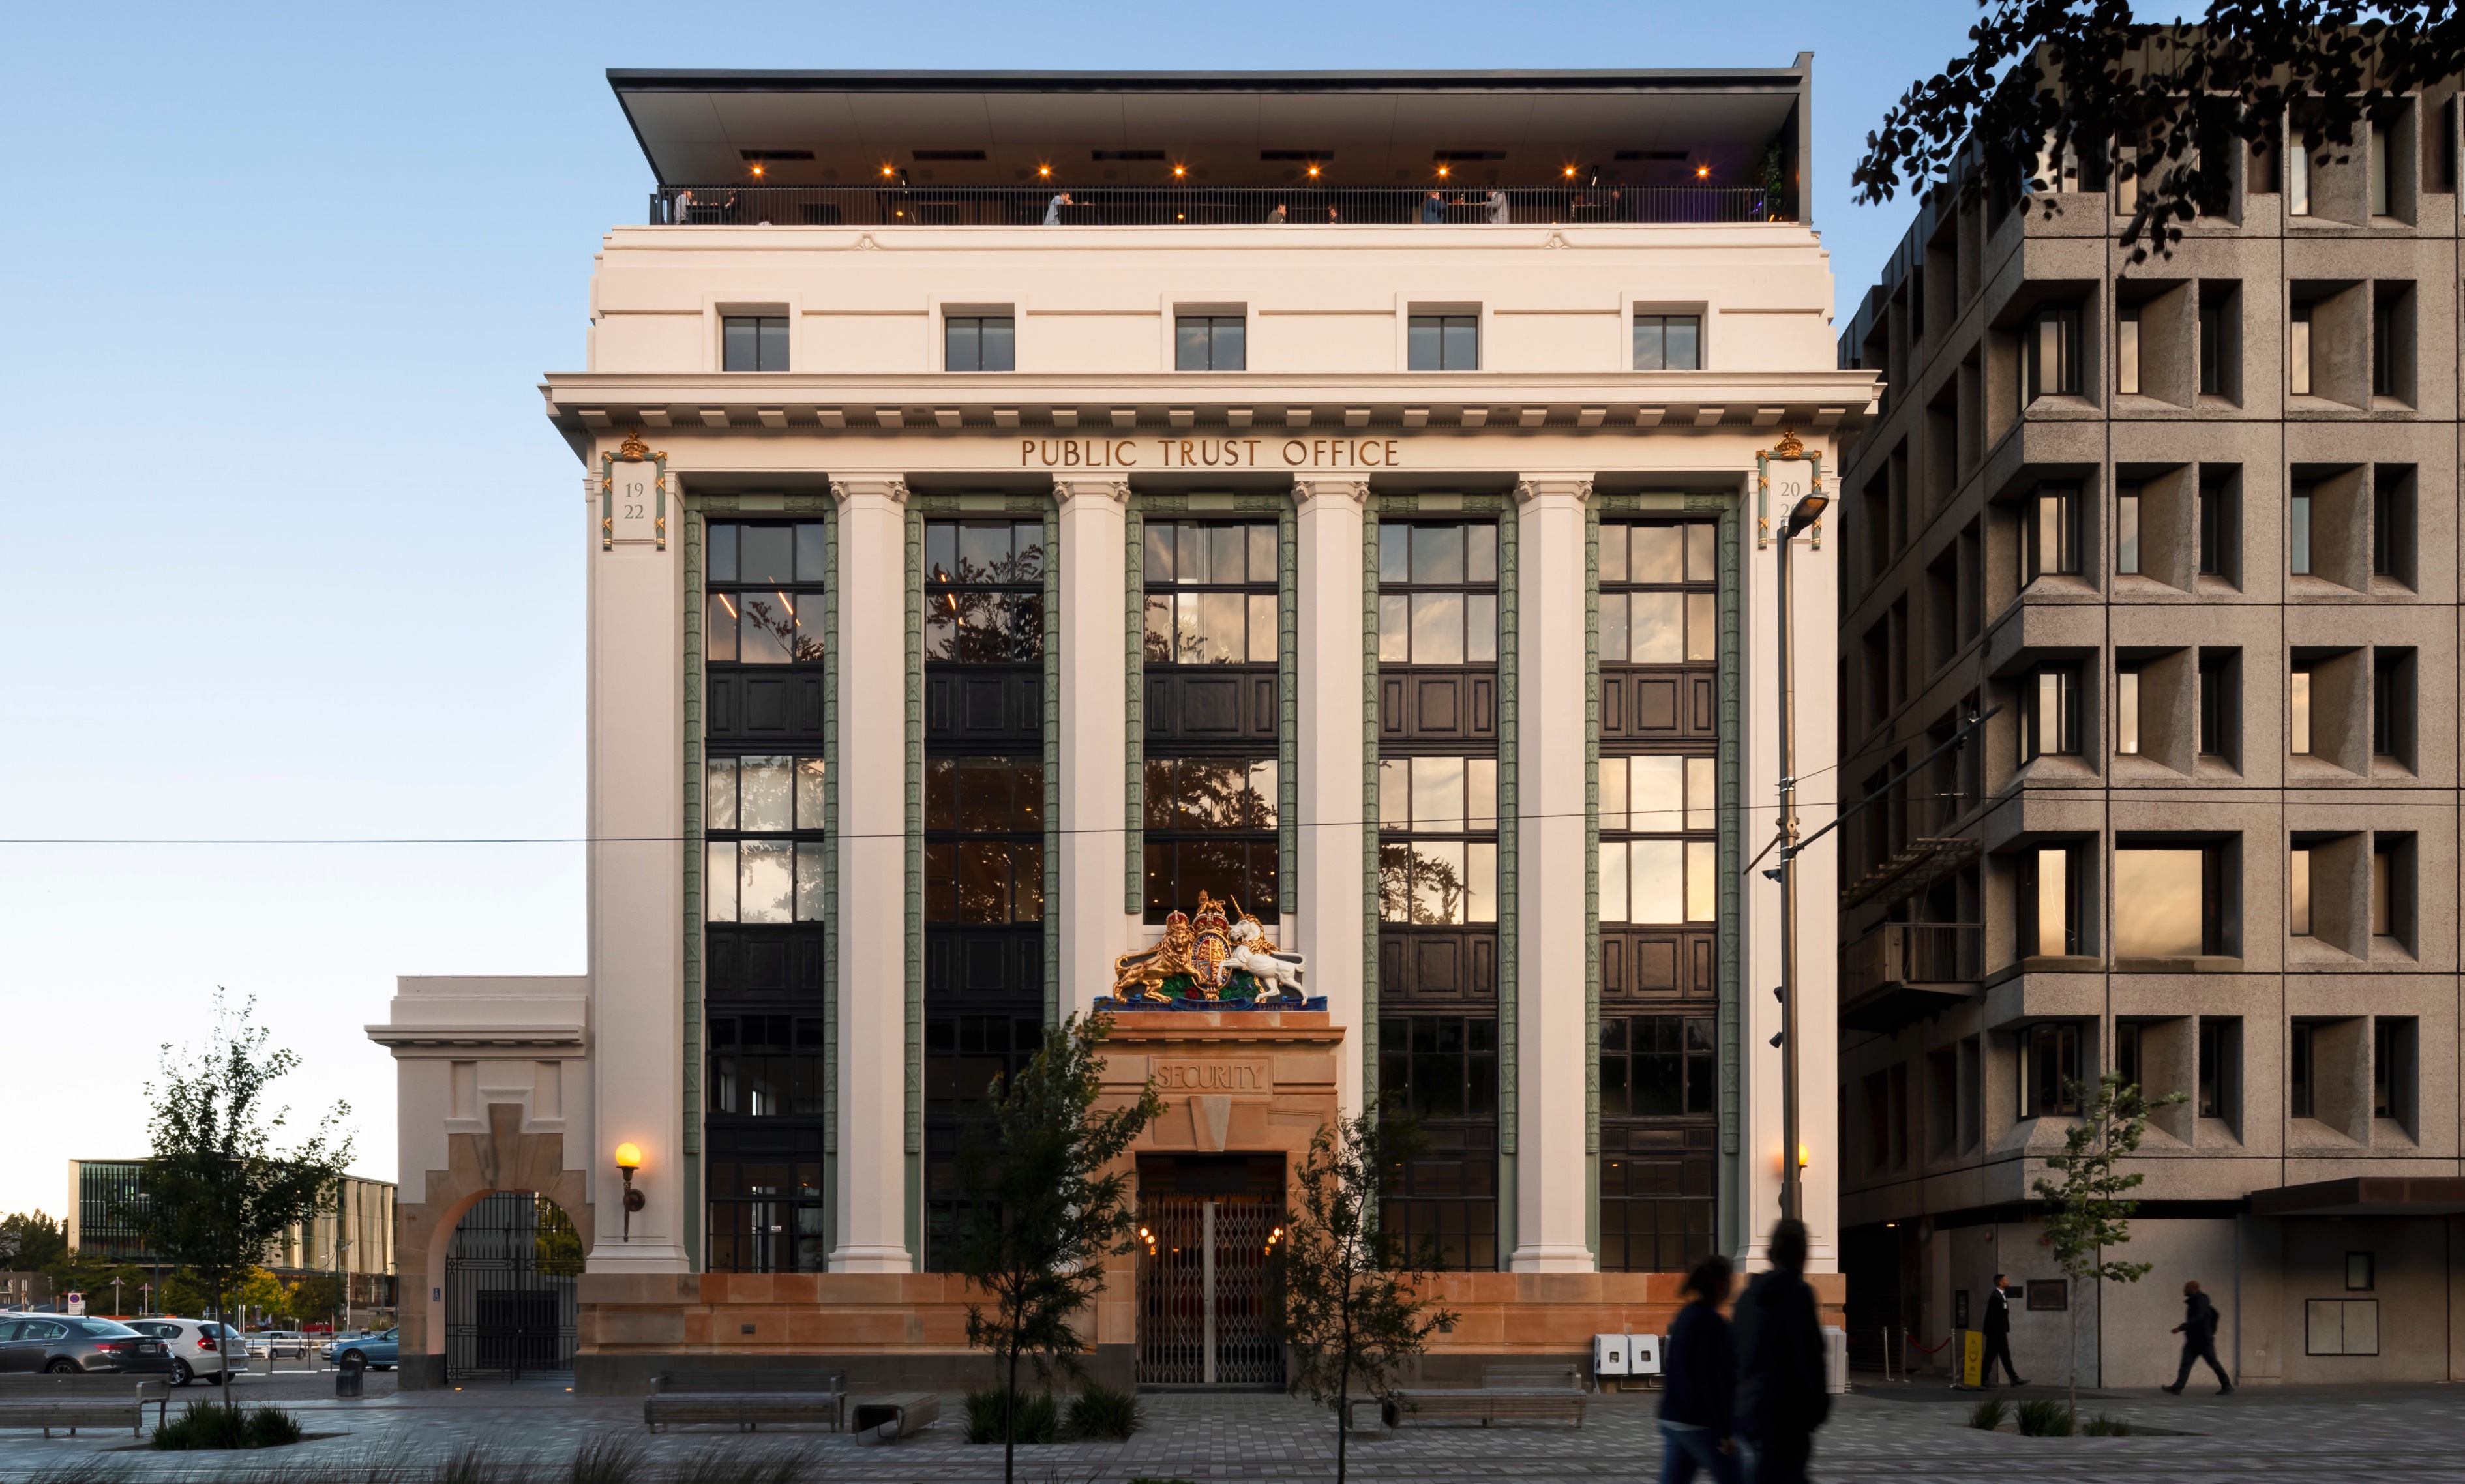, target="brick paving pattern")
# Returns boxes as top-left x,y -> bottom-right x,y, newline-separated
4,1374 -> 2464,1481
